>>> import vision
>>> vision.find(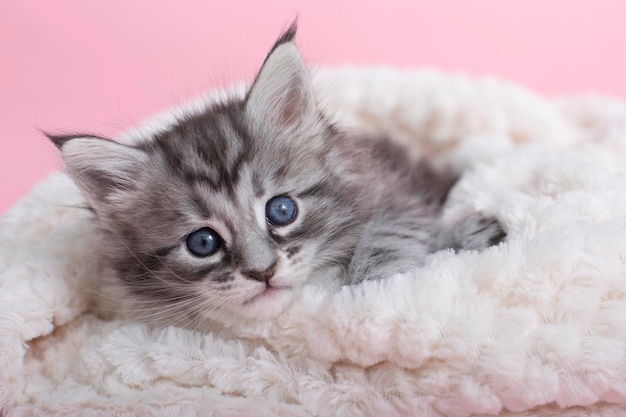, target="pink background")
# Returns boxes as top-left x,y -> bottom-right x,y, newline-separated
2,1 -> 626,214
